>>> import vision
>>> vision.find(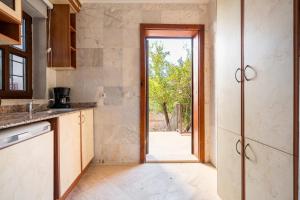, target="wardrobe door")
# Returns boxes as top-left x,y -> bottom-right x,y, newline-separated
217,0 -> 242,199
218,129 -> 242,200
244,139 -> 293,200
244,0 -> 293,154
217,0 -> 242,135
